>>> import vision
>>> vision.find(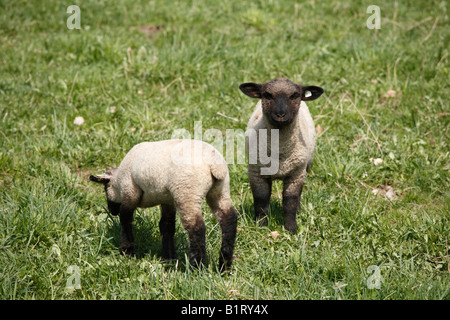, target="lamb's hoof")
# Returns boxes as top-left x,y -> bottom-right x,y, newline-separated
255,215 -> 268,227
119,244 -> 135,257
161,256 -> 177,264
218,259 -> 232,275
189,258 -> 207,271
284,223 -> 298,235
